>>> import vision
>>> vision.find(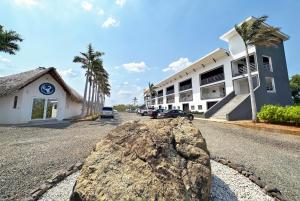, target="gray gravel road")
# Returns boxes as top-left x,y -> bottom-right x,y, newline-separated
193,119 -> 300,201
0,112 -> 144,201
